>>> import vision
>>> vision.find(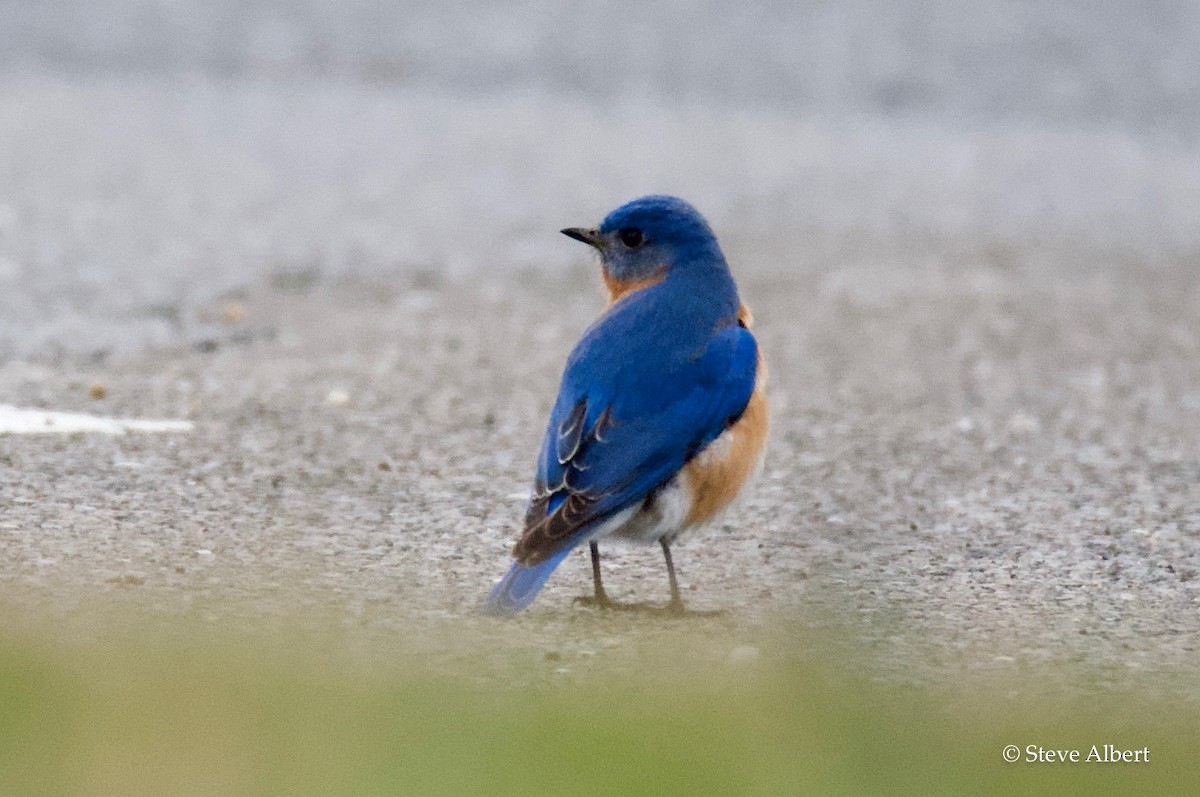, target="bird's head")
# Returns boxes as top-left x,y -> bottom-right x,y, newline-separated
561,195 -> 724,290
